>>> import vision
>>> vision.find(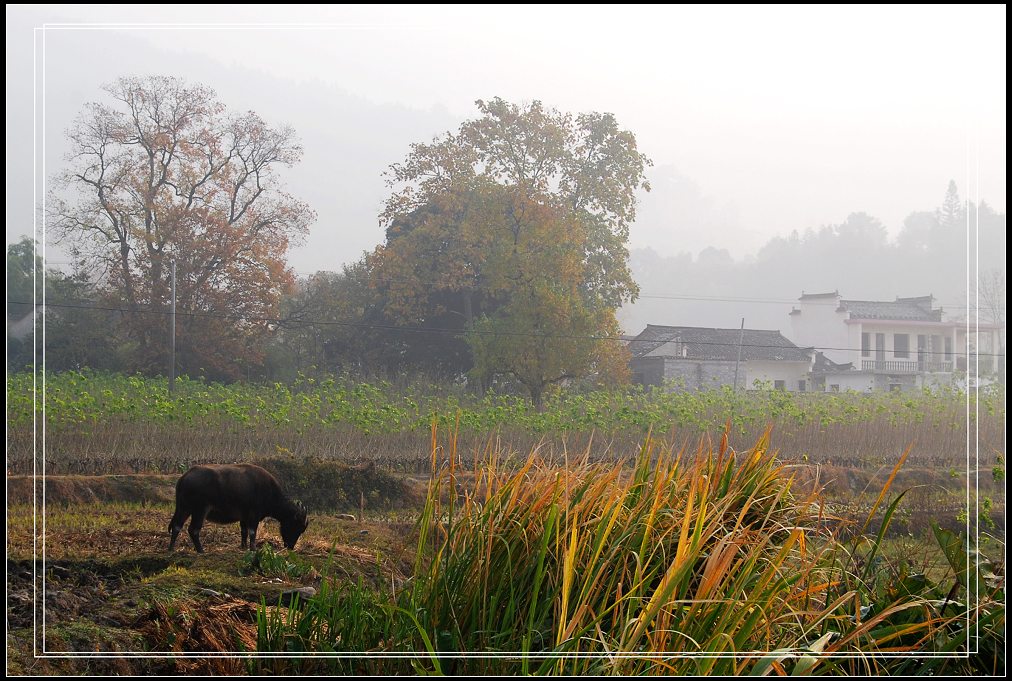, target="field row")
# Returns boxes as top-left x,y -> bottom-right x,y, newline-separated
8,370 -> 1004,475
9,370 -> 1005,432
